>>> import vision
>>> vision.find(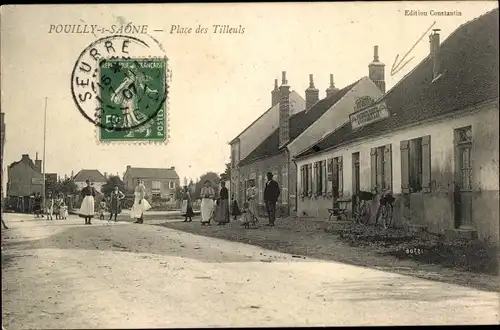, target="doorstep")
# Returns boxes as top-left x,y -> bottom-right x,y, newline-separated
444,227 -> 478,242
407,224 -> 429,234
